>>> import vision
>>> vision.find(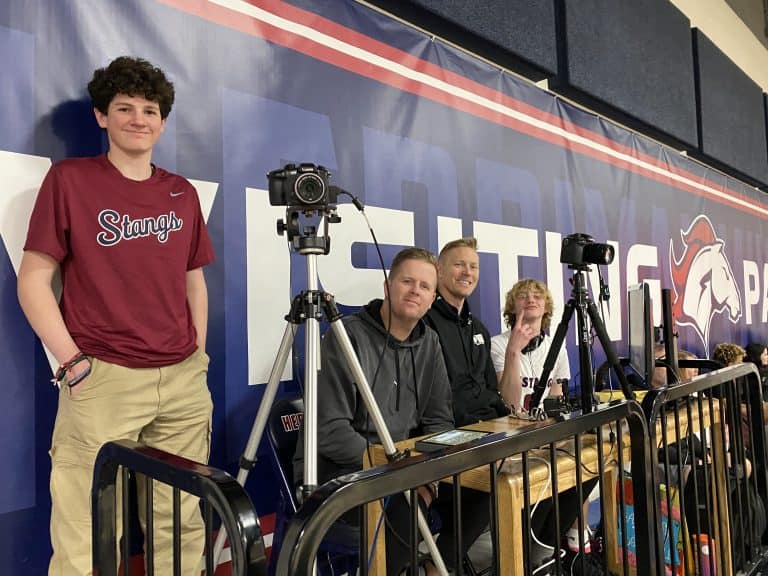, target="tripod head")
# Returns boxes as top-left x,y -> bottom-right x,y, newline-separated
277,205 -> 341,255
